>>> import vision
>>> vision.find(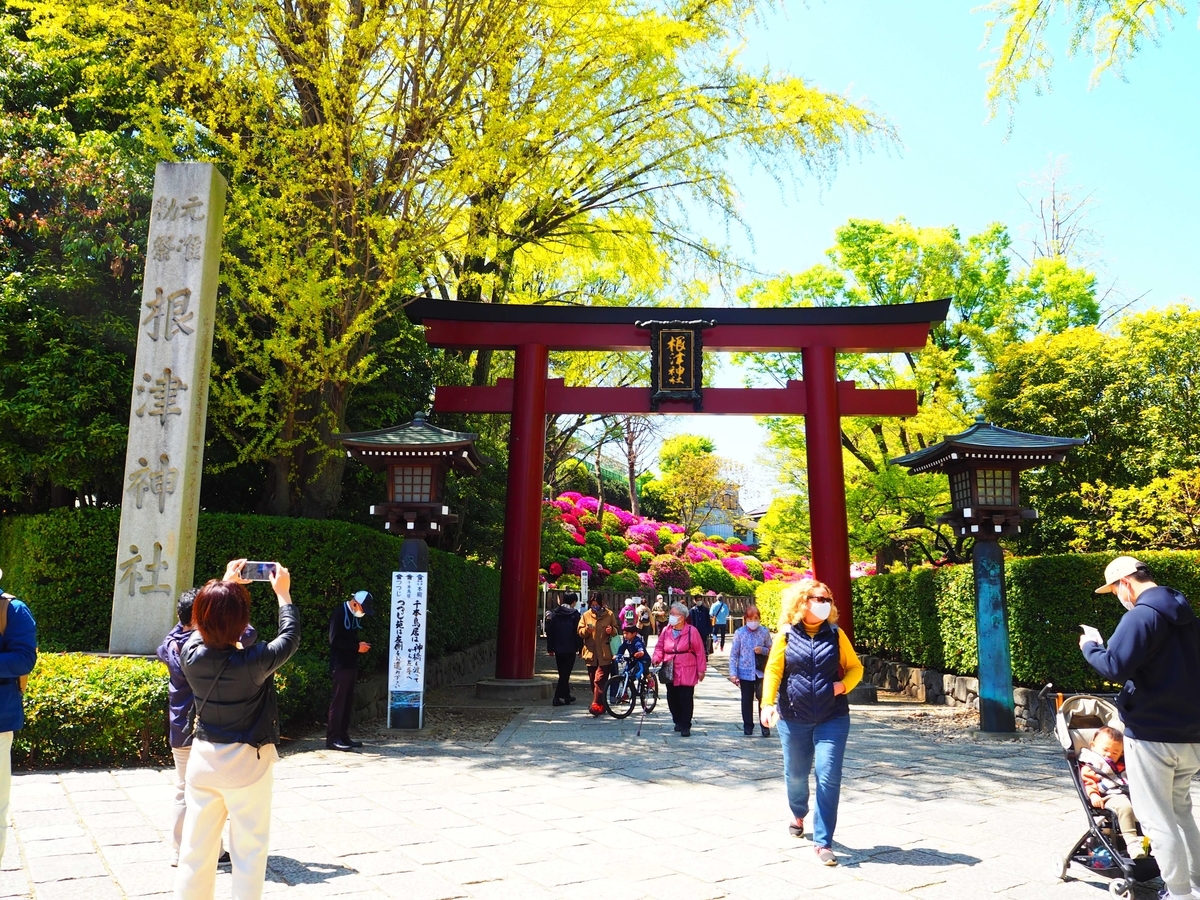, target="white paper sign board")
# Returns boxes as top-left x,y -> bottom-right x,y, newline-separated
388,570 -> 428,728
